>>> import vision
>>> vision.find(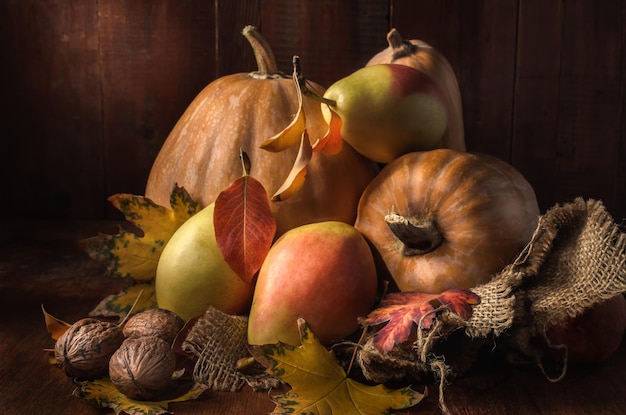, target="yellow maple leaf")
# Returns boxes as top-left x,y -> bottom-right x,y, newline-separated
80,186 -> 201,317
75,378 -> 207,415
251,319 -> 424,415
